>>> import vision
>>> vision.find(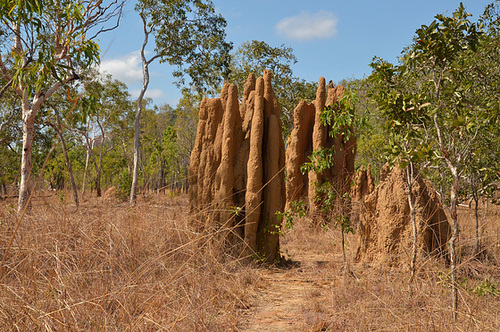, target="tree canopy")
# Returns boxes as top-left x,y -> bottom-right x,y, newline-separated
367,2 -> 499,318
